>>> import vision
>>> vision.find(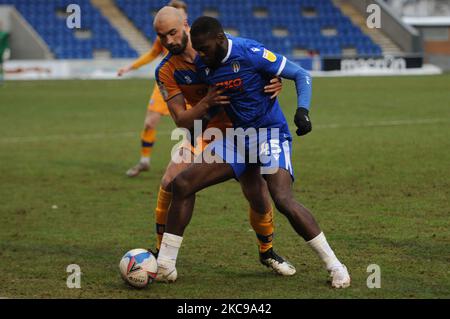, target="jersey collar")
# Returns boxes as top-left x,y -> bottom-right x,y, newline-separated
221,38 -> 233,64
